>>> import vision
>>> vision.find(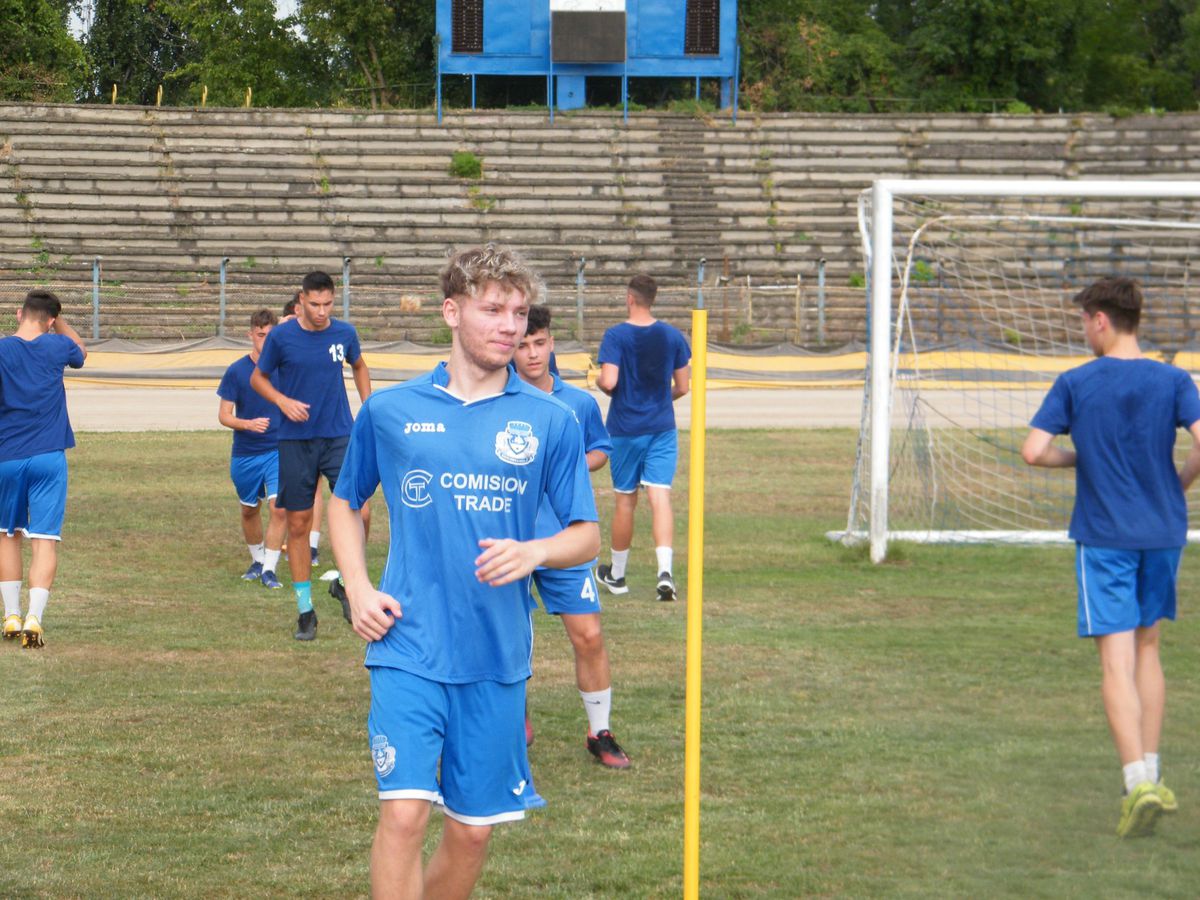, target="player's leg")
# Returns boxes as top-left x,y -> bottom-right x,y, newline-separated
21,452 -> 68,649
372,800 -> 430,900
1080,544 -> 1164,836
435,679 -> 544,894
310,485 -> 324,567
321,436 -> 361,622
259,452 -> 285,589
230,454 -> 268,580
597,436 -> 643,594
277,440 -> 320,639
368,666 -> 448,898
1134,546 -> 1181,811
643,430 -> 680,602
0,458 -> 28,638
239,501 -> 265,580
563,612 -> 632,769
0,531 -> 22,639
